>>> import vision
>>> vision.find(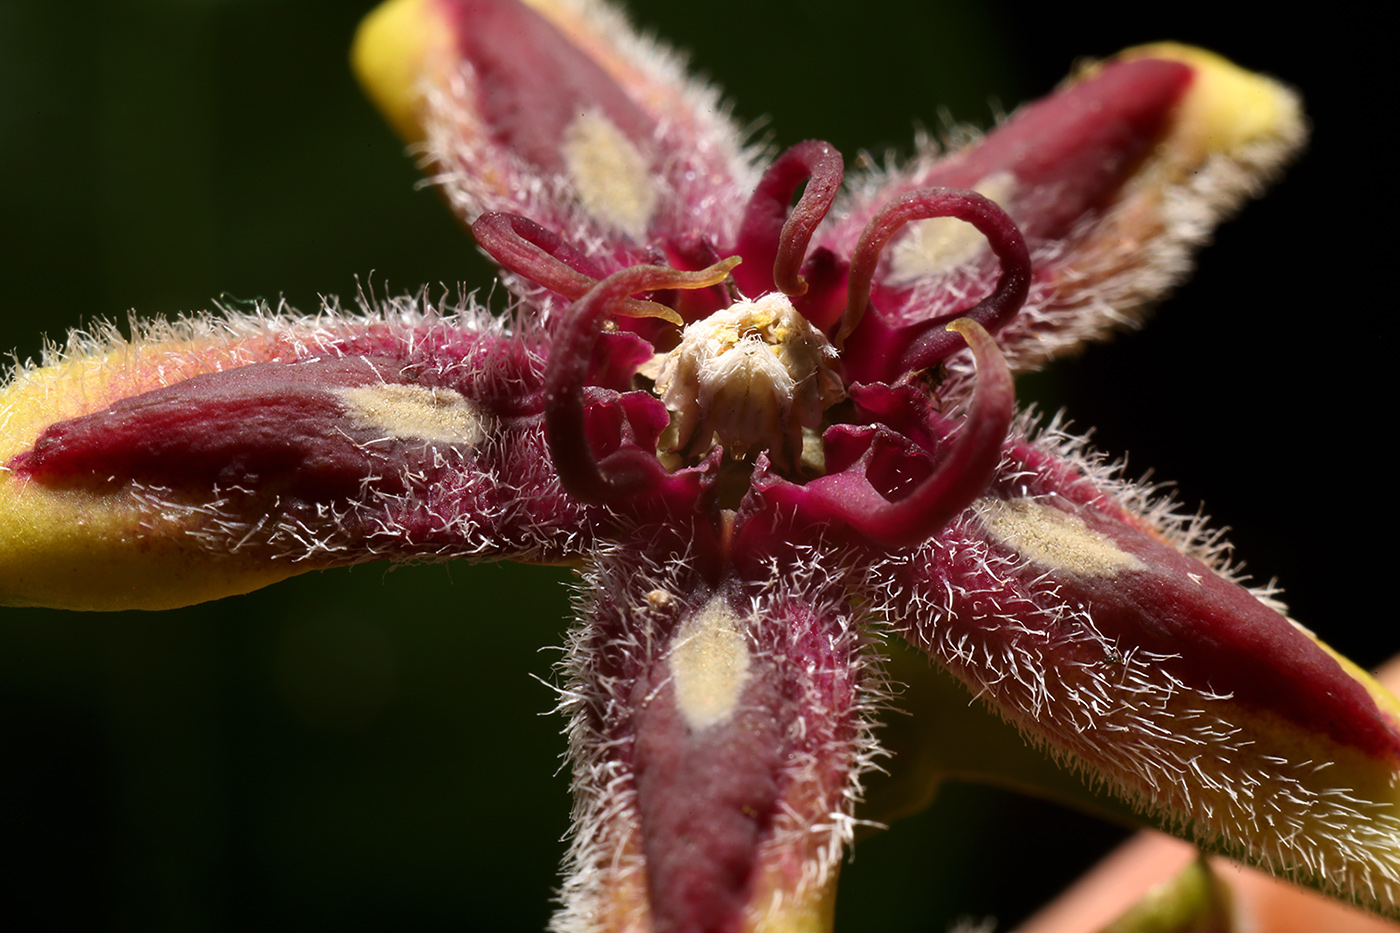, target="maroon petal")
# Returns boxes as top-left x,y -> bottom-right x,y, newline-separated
555,547 -> 875,932
0,300 -> 587,609
354,0 -> 756,276
822,45 -> 1305,380
873,424 -> 1400,912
